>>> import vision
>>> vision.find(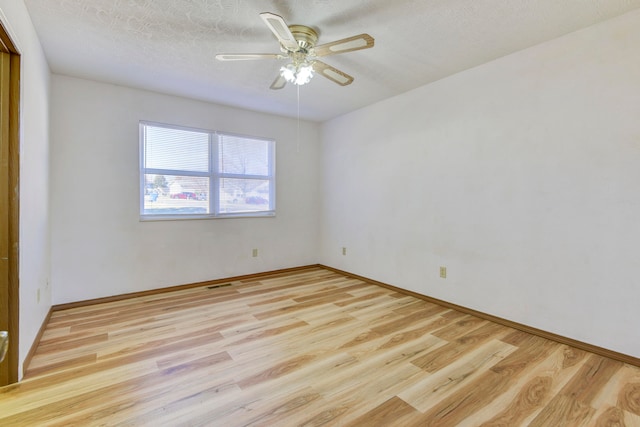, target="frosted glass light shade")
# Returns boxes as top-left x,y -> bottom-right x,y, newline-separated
280,62 -> 314,85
